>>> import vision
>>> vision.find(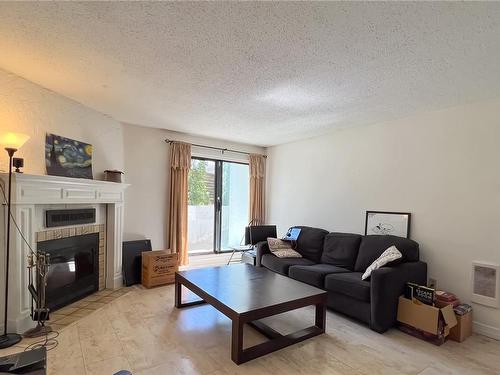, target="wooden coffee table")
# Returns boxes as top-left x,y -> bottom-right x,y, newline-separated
175,263 -> 327,364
